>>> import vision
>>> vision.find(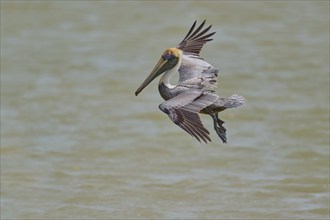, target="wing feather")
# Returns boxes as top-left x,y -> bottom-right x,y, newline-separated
191,24 -> 212,40
177,20 -> 216,56
159,91 -> 218,143
181,20 -> 196,42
